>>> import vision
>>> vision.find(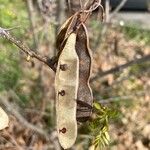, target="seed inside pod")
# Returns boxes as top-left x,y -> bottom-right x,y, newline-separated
59,127 -> 67,134
60,64 -> 68,71
58,90 -> 66,96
